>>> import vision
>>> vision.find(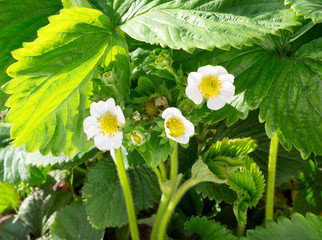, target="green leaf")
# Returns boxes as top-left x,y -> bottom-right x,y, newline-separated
185,217 -> 237,240
83,157 -> 161,228
0,216 -> 30,240
0,125 -> 11,148
3,8 -> 113,156
0,0 -> 62,87
259,37 -> 322,159
175,29 -> 322,158
104,32 -> 131,100
227,157 -> 265,224
50,200 -> 104,240
213,110 -> 306,186
293,160 -> 322,215
195,182 -> 236,204
0,181 -> 20,214
120,0 -> 300,52
285,0 -> 322,23
192,138 -> 256,183
0,146 -> 46,185
24,146 -> 98,169
244,213 -> 322,240
18,174 -> 72,237
204,138 -> 257,159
